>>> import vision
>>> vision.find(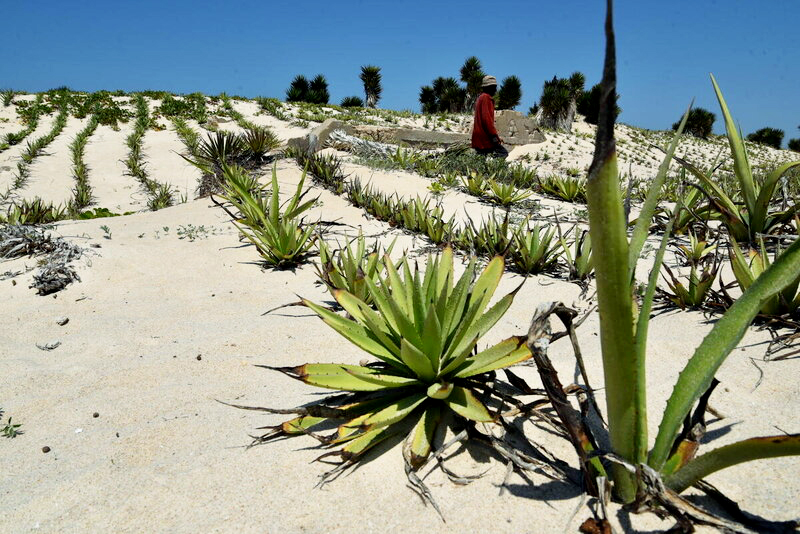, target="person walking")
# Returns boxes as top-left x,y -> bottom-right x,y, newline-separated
471,75 -> 508,159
